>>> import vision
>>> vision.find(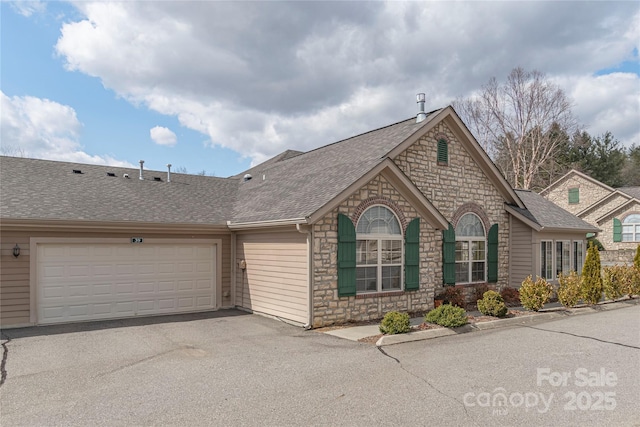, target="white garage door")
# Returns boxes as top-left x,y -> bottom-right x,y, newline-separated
37,242 -> 216,325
